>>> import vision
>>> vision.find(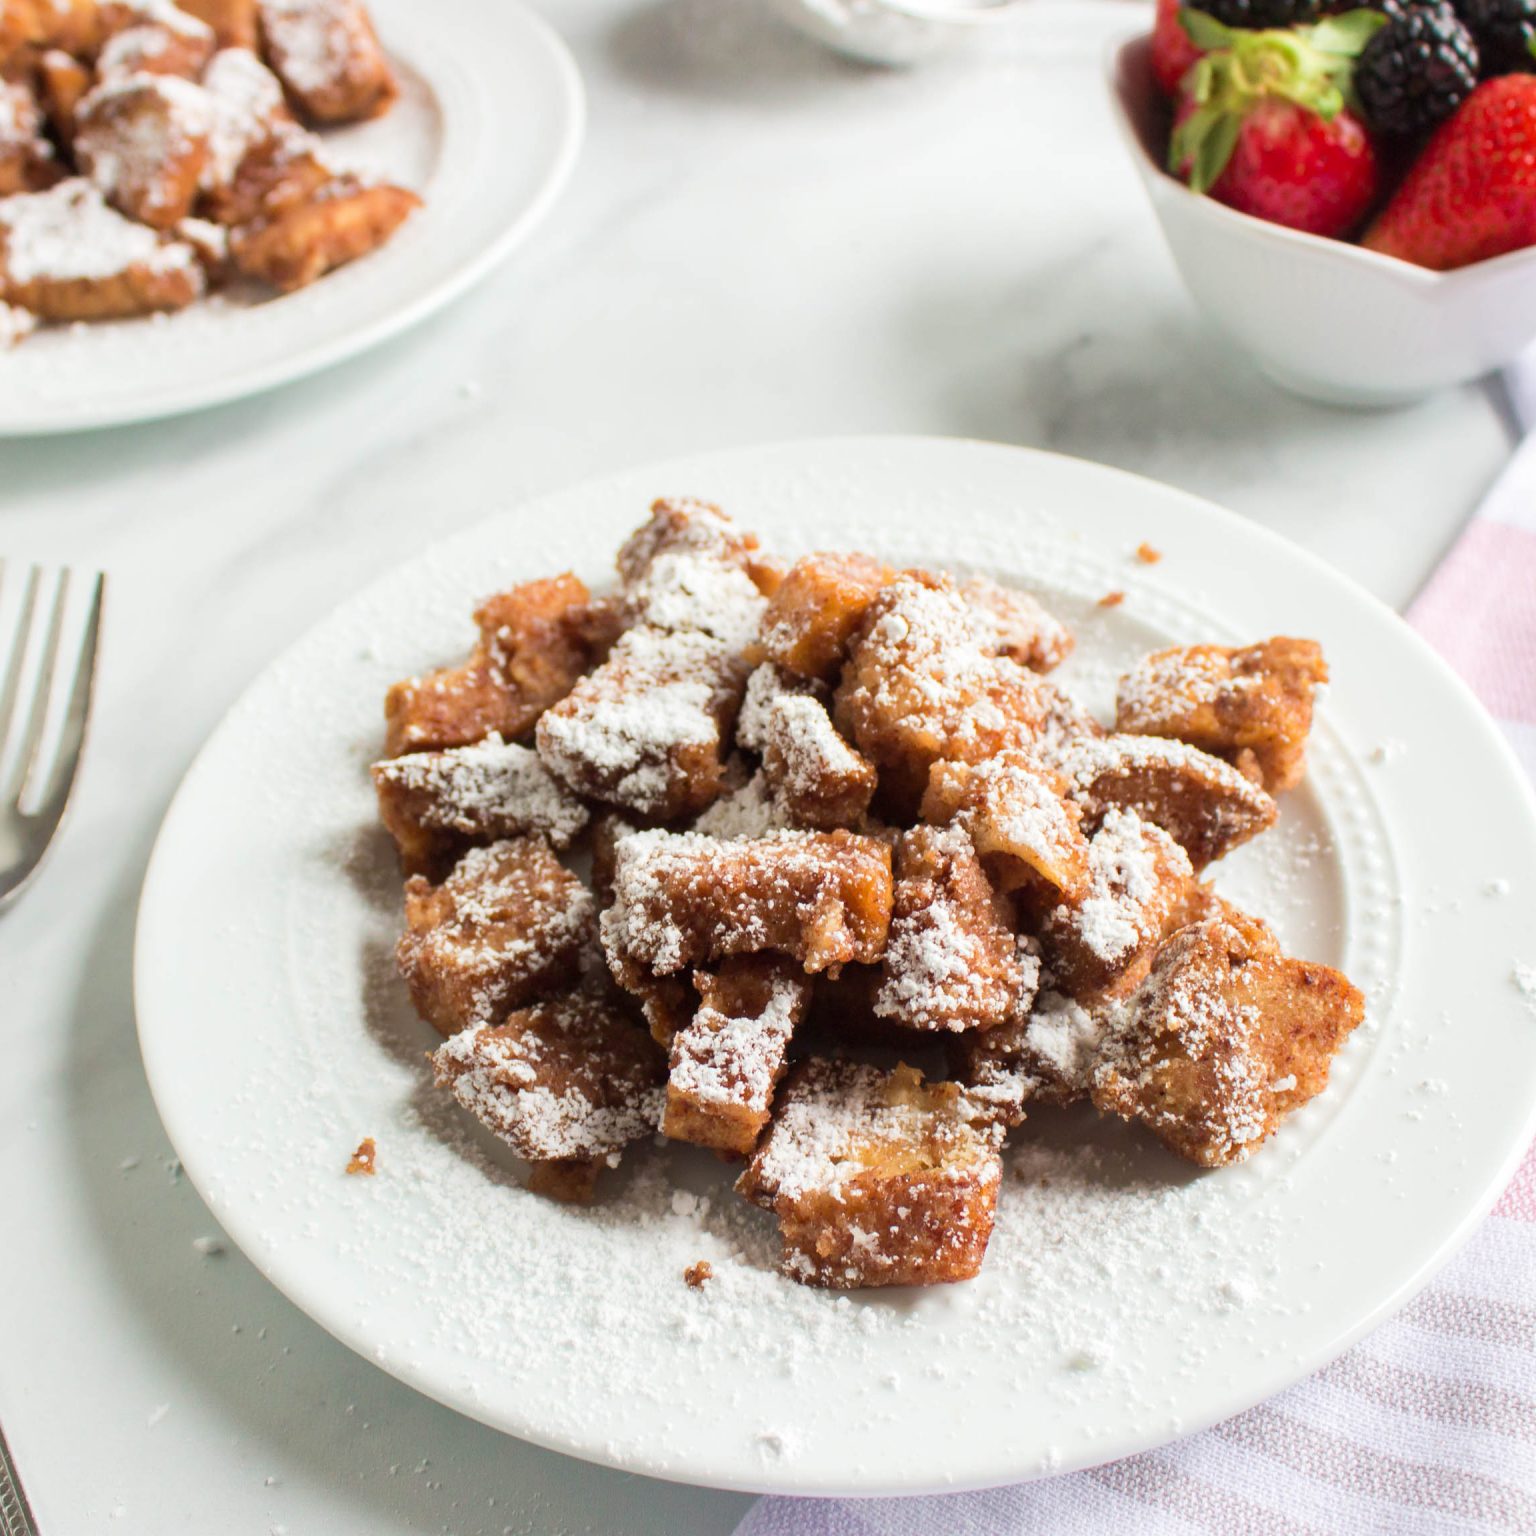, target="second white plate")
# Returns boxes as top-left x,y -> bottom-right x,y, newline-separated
135,437 -> 1536,1496
0,0 -> 583,434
